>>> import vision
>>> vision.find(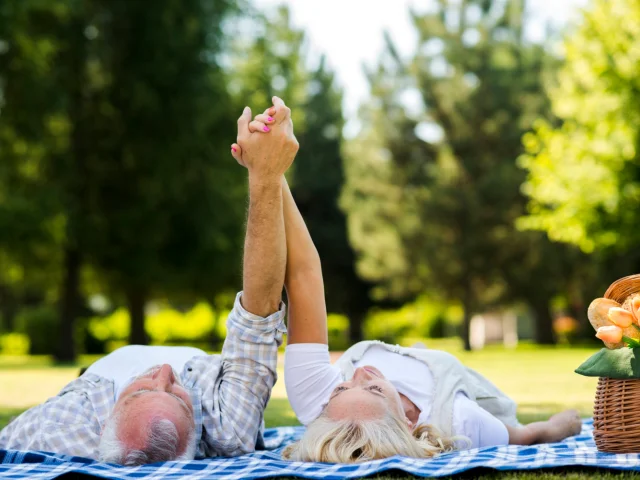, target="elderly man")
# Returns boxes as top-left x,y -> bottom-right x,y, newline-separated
0,97 -> 299,465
